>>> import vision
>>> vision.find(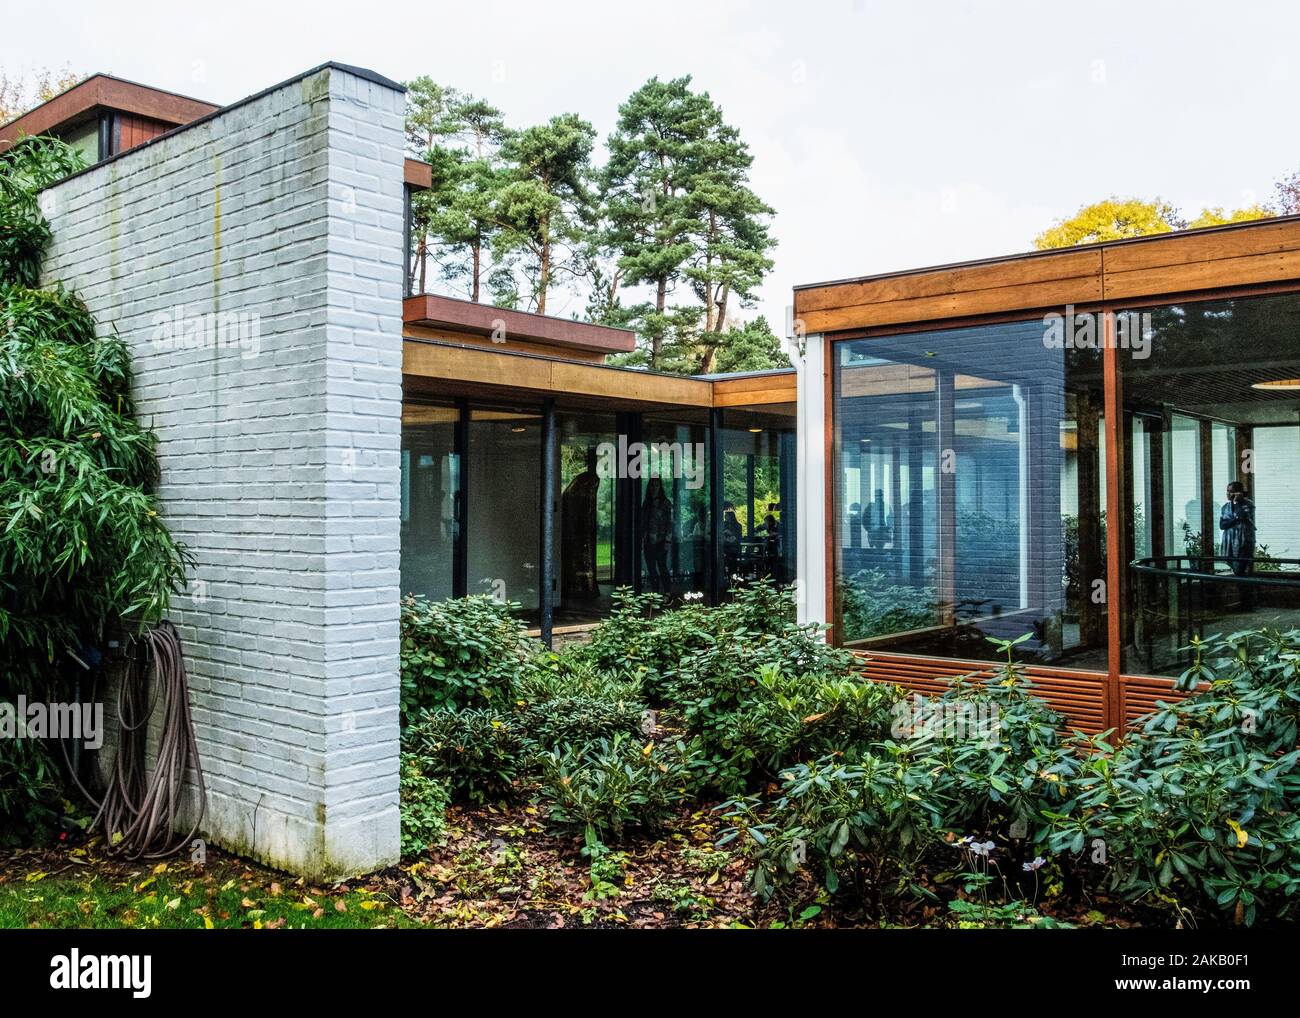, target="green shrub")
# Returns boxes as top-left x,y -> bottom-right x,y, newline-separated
399,752 -> 450,858
665,584 -> 883,791
517,651 -> 643,703
721,640 -> 1083,907
400,595 -> 535,720
404,707 -> 524,804
897,643 -> 1081,847
518,695 -> 645,755
538,732 -> 694,842
1046,629 -> 1300,926
721,749 -> 945,904
580,588 -> 714,696
1,136 -> 189,841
